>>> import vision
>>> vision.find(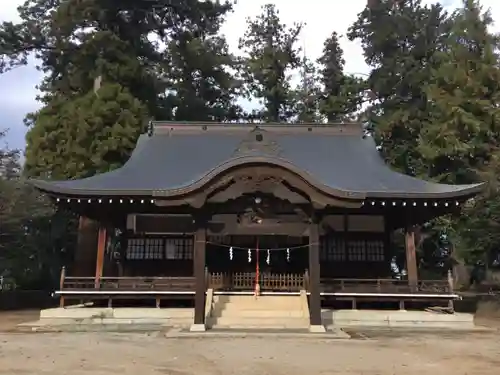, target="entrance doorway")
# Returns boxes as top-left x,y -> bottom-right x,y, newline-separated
206,235 -> 309,292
